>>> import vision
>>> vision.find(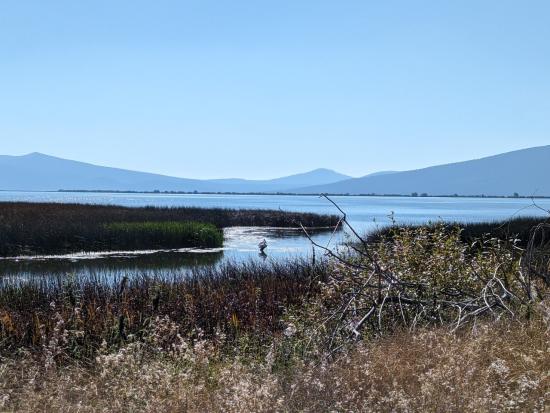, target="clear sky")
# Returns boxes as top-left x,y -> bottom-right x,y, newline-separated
0,1 -> 548,179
